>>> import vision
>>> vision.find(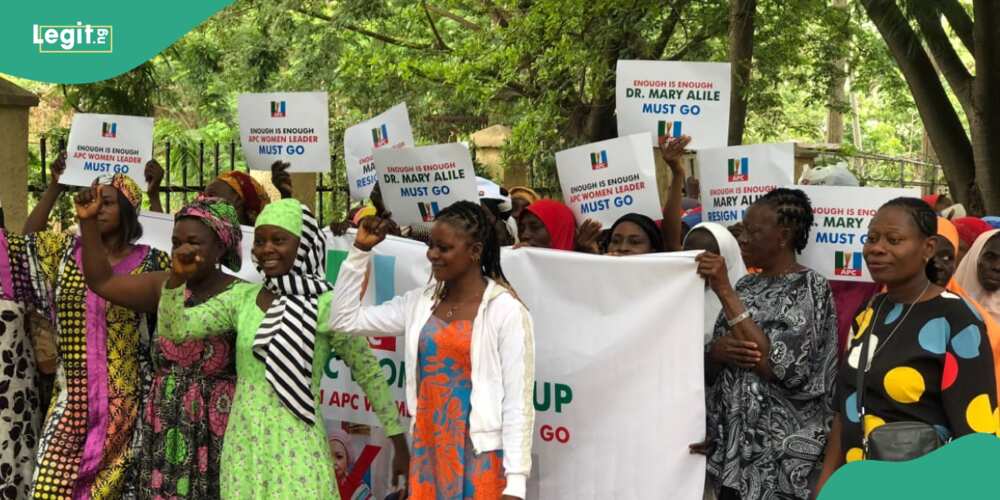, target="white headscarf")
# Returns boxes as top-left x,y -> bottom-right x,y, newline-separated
685,222 -> 748,344
954,229 -> 1000,323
